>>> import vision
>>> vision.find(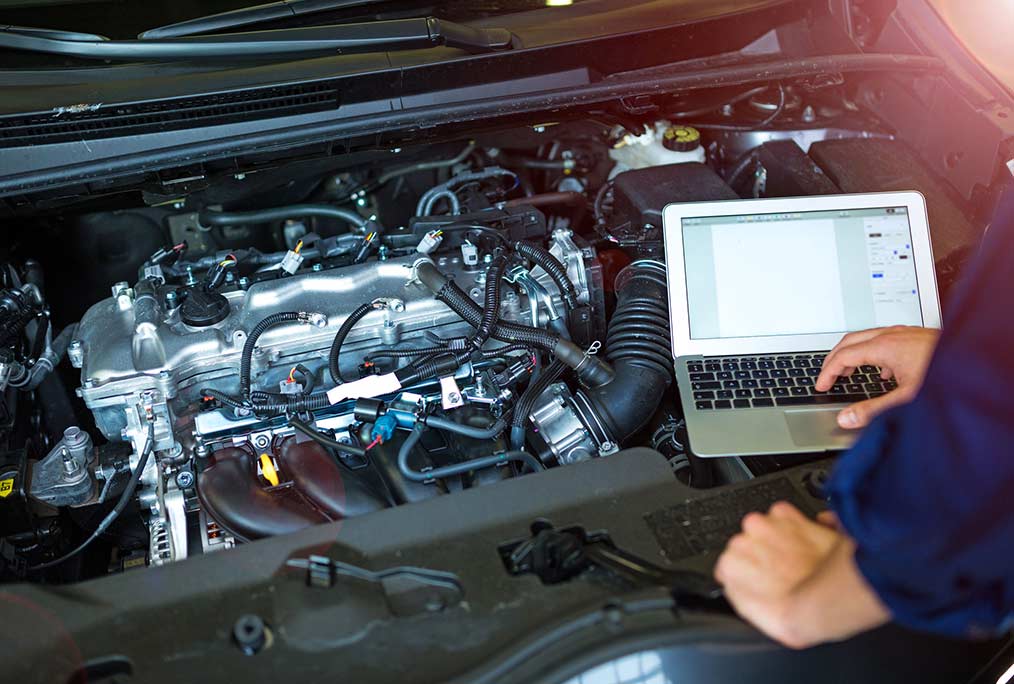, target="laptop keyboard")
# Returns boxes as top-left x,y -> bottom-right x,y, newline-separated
686,354 -> 898,410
